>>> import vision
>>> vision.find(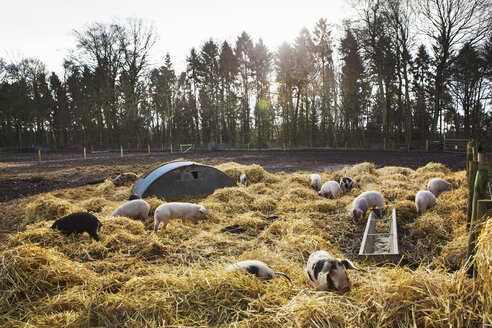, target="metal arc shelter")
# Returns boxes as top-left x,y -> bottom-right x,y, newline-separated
132,161 -> 235,200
